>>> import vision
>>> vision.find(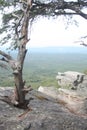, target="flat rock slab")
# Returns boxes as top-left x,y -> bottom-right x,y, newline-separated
57,88 -> 87,115
38,86 -> 87,115
0,87 -> 87,130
